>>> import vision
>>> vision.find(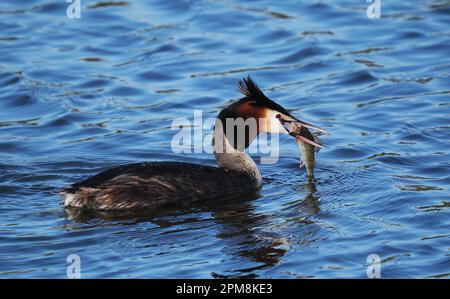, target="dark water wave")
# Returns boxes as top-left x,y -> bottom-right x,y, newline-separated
0,0 -> 449,278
